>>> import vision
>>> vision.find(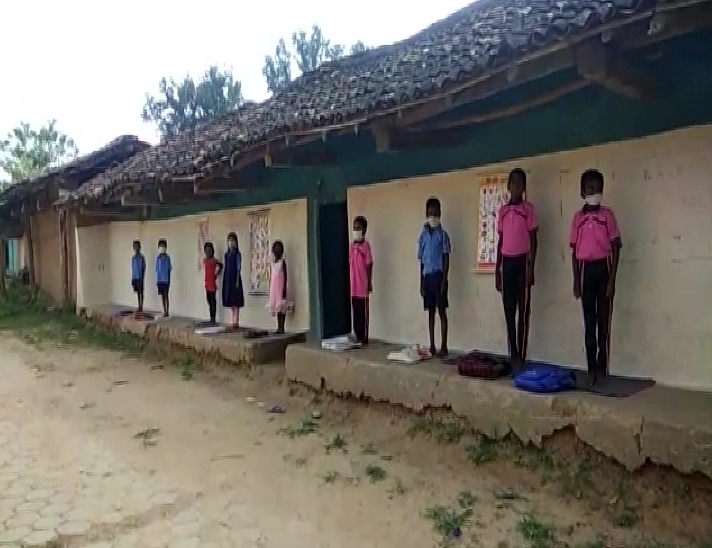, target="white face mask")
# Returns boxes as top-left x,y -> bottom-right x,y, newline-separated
158,246 -> 167,254
584,193 -> 603,207
352,230 -> 363,242
228,240 -> 237,249
427,216 -> 441,228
